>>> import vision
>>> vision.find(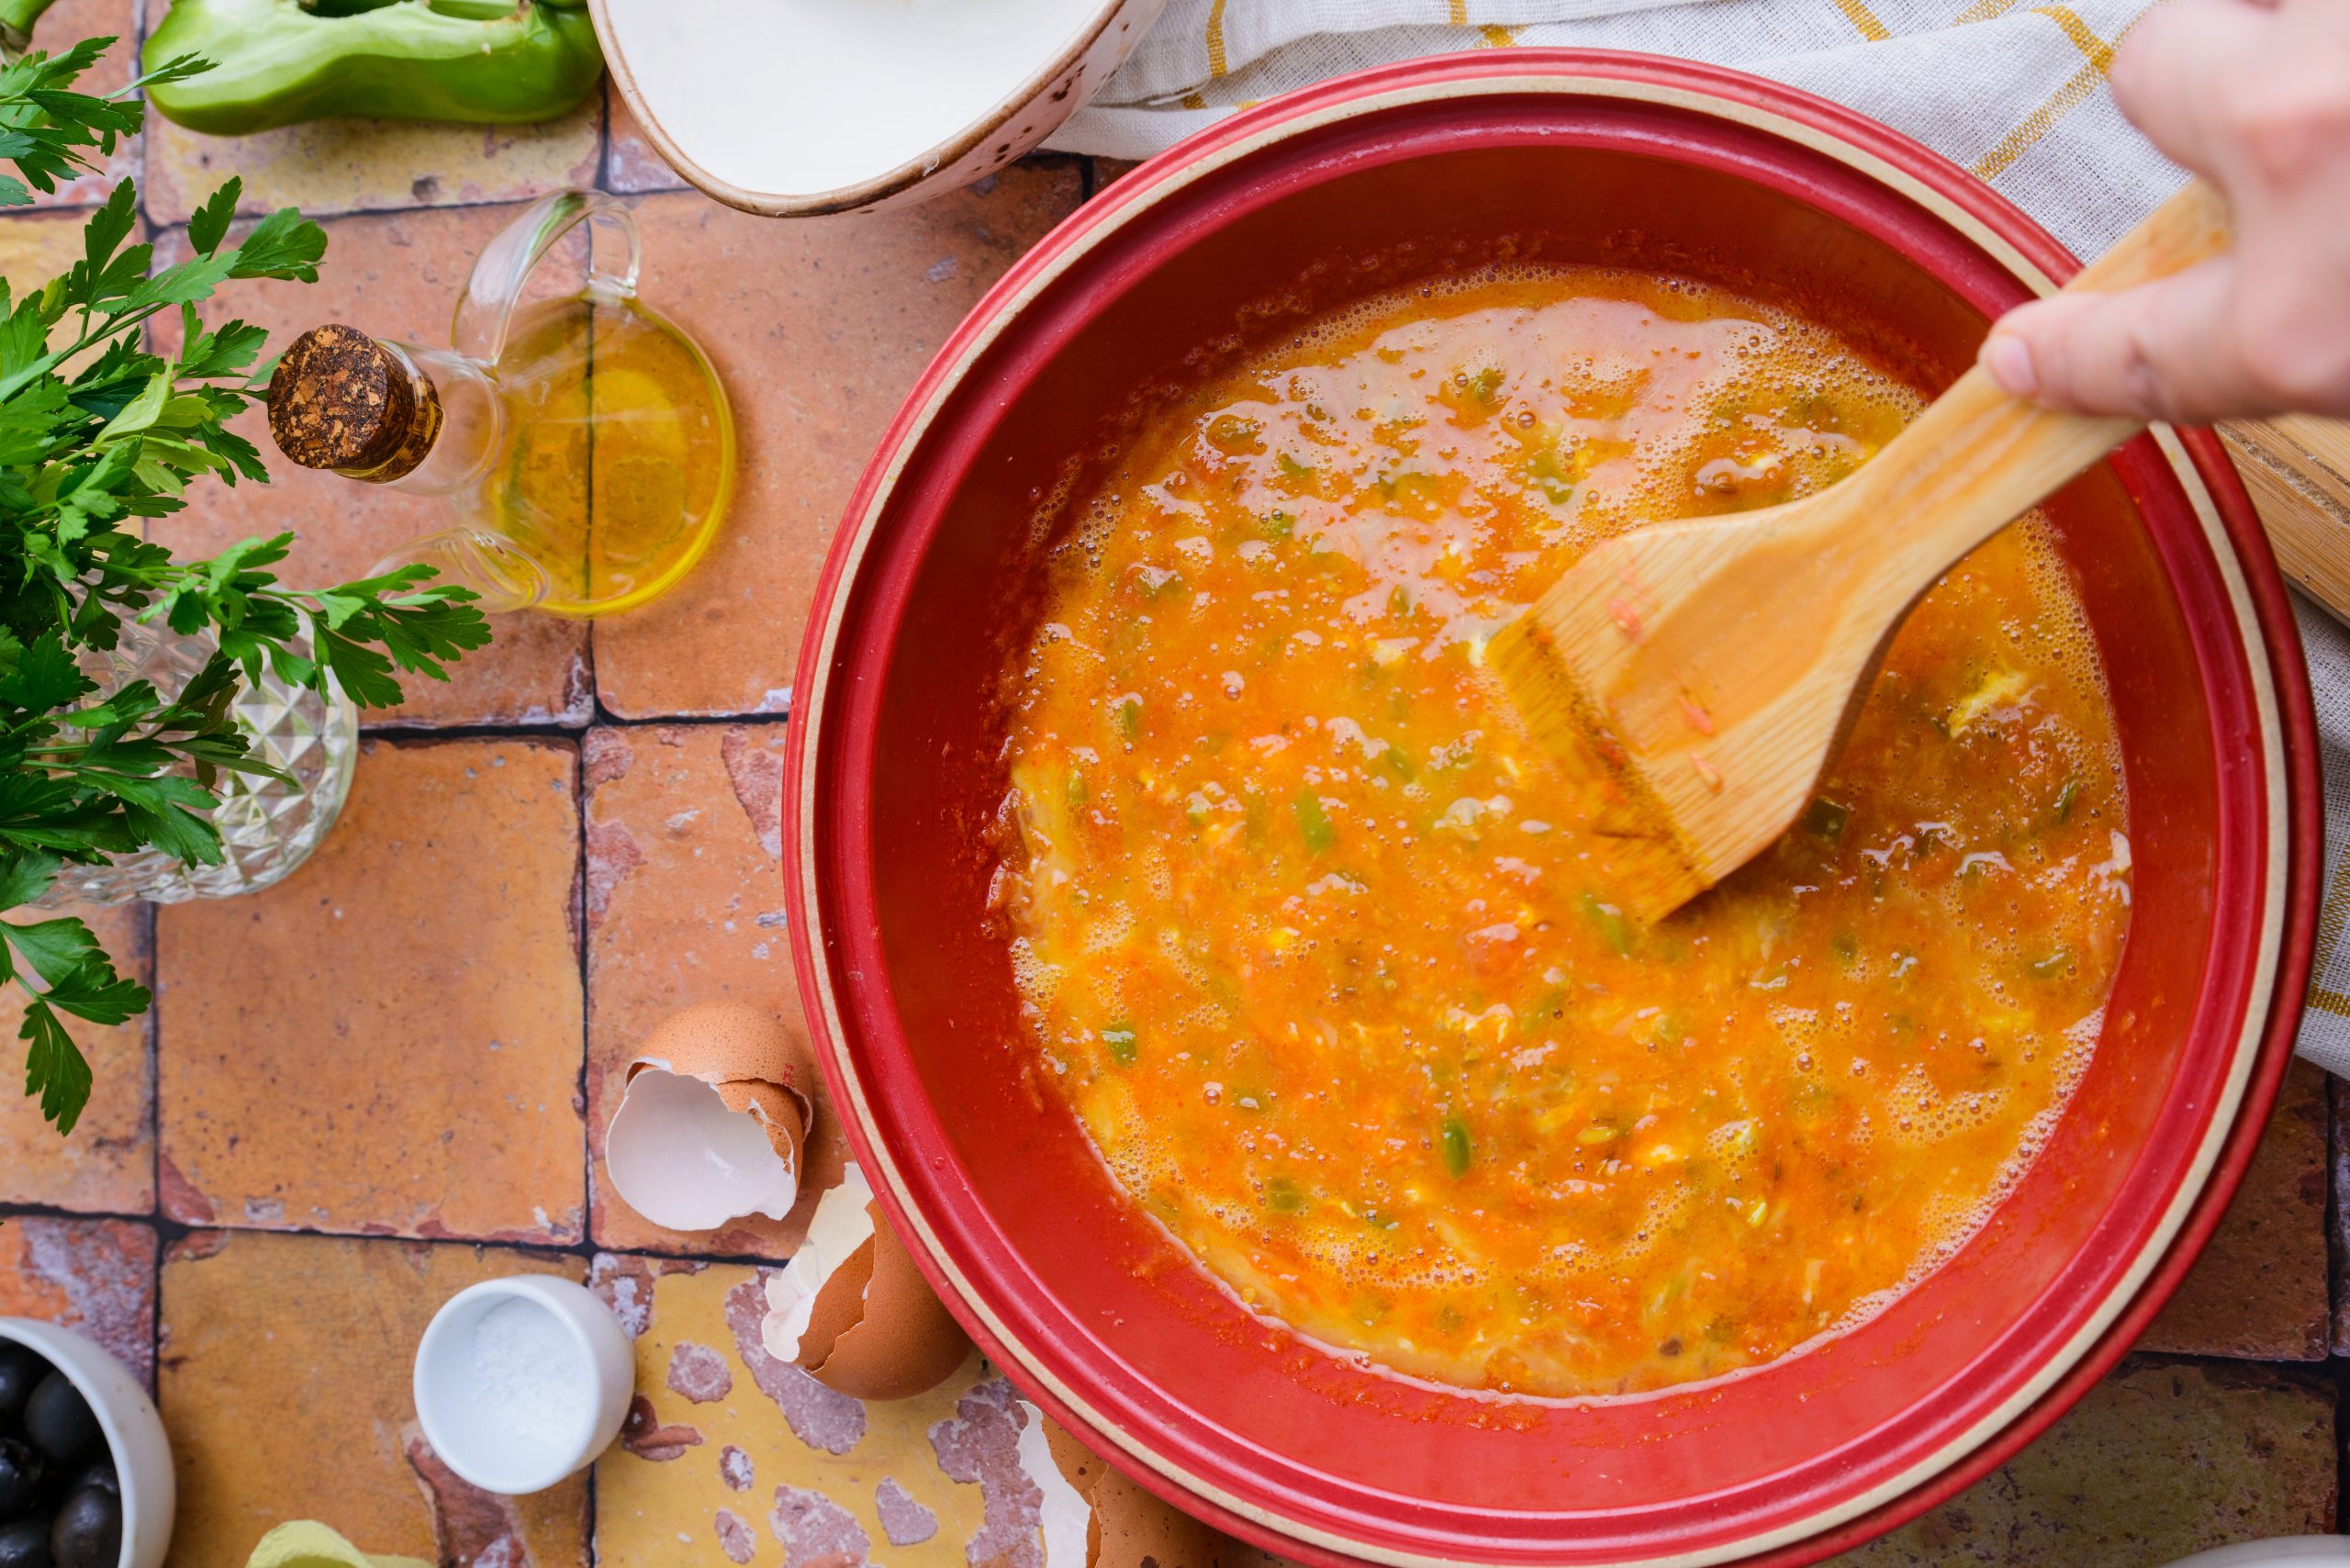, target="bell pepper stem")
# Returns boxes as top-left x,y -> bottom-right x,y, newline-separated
0,0 -> 57,56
